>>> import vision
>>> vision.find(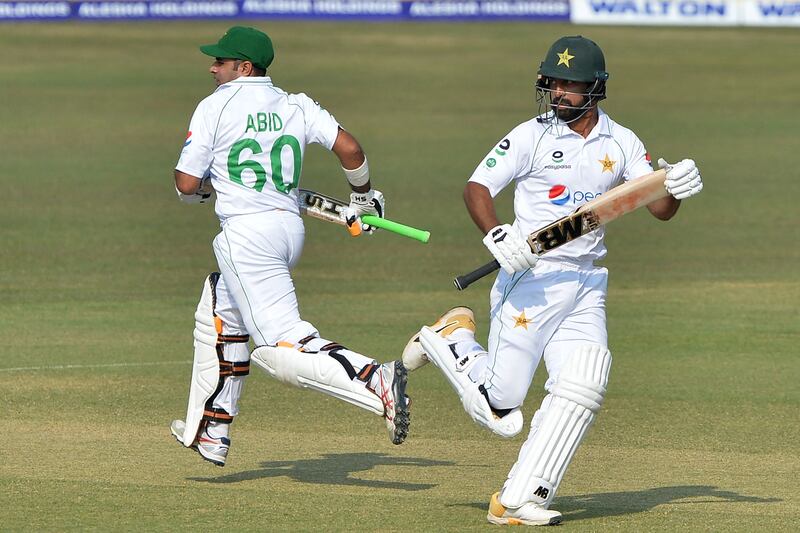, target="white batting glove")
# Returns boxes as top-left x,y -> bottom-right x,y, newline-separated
658,158 -> 703,200
345,189 -> 385,234
482,224 -> 538,275
175,178 -> 215,204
